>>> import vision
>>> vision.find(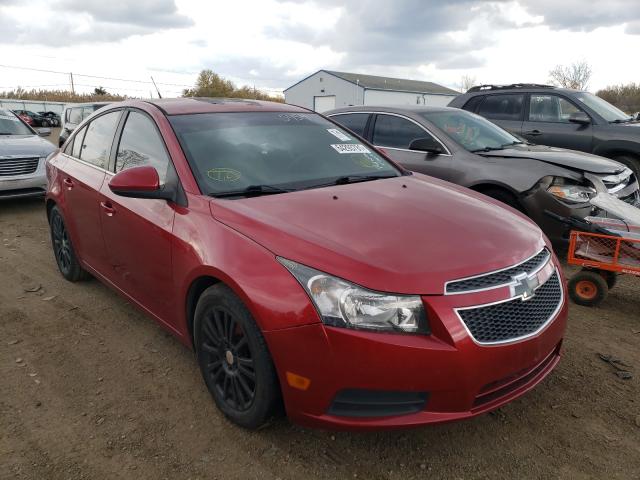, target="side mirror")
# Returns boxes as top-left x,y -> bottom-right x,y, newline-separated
37,127 -> 51,137
409,137 -> 444,155
568,112 -> 591,125
108,166 -> 173,201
